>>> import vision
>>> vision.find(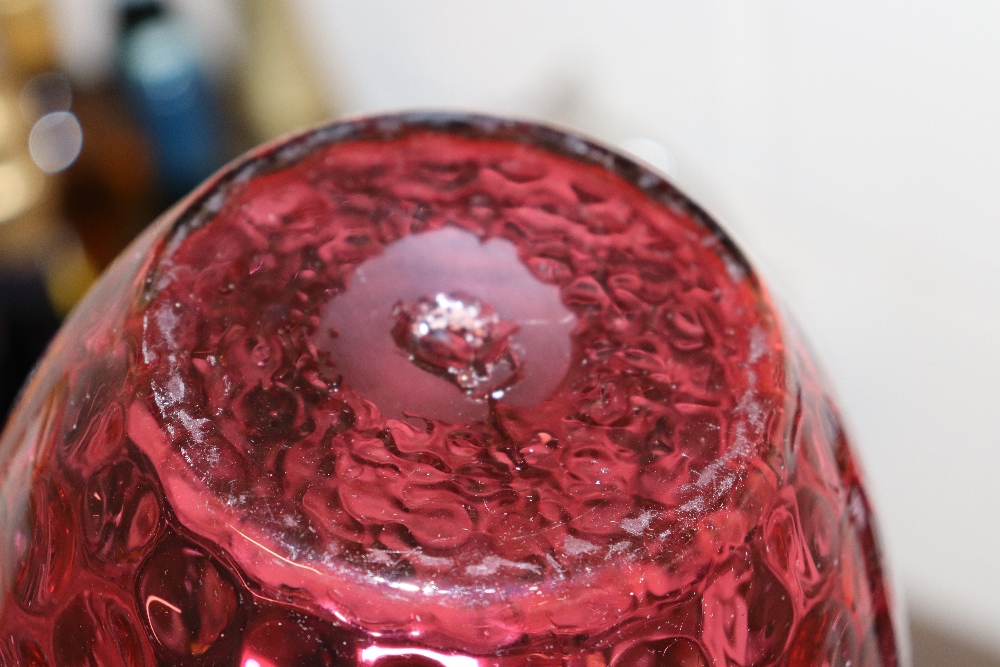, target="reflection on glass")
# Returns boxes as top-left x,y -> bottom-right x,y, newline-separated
0,114 -> 905,665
